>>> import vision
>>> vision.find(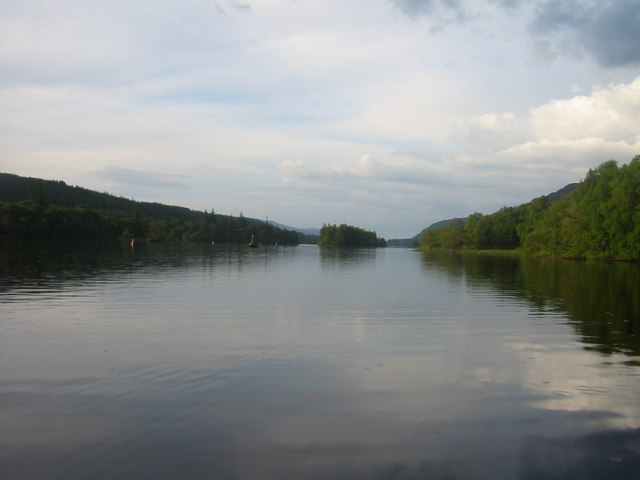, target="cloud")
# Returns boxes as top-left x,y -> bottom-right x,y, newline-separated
530,78 -> 640,143
455,77 -> 640,149
97,167 -> 190,189
388,0 -> 639,67
450,78 -> 640,184
226,0 -> 252,12
1,0 -> 639,237
0,3 -> 139,85
529,0 -> 640,67
390,0 -> 438,16
488,0 -> 529,9
389,0 -> 475,27
0,0 -> 250,86
279,154 -> 459,189
454,113 -> 528,152
249,77 -> 640,235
